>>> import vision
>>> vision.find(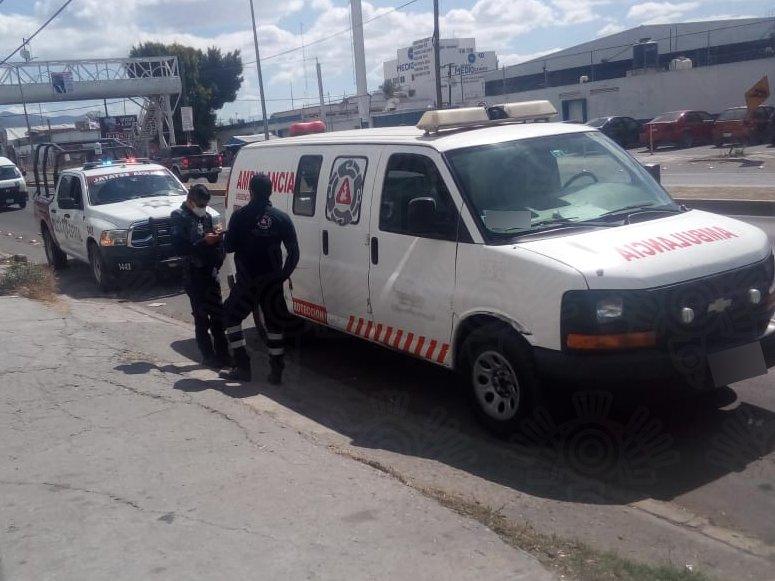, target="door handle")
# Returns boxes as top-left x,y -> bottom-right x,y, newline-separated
322,229 -> 329,255
371,236 -> 379,265
50,208 -> 57,214
64,213 -> 70,219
